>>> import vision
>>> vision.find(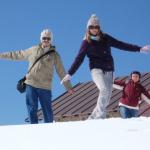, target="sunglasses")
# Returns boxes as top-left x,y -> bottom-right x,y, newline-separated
42,37 -> 51,41
89,26 -> 100,30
